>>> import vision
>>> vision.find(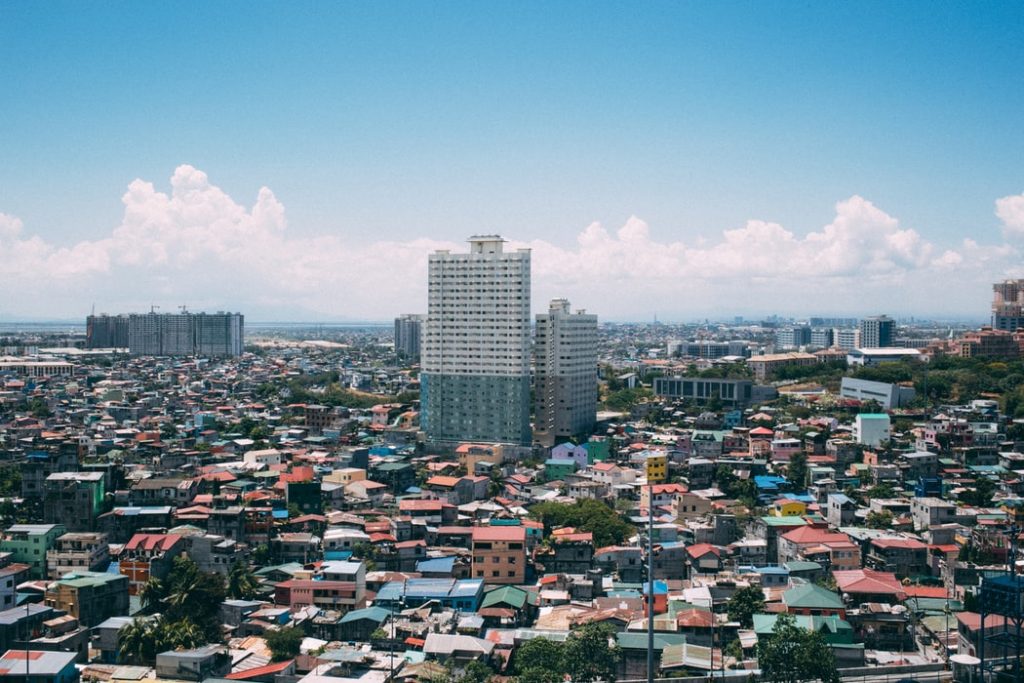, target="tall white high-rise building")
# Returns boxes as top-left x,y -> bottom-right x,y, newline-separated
533,299 -> 598,447
421,236 -> 532,445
